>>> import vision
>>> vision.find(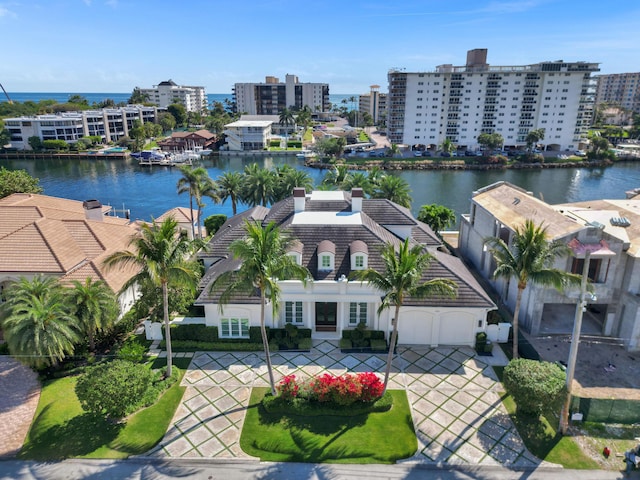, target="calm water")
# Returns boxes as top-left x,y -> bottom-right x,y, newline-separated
2,155 -> 639,224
